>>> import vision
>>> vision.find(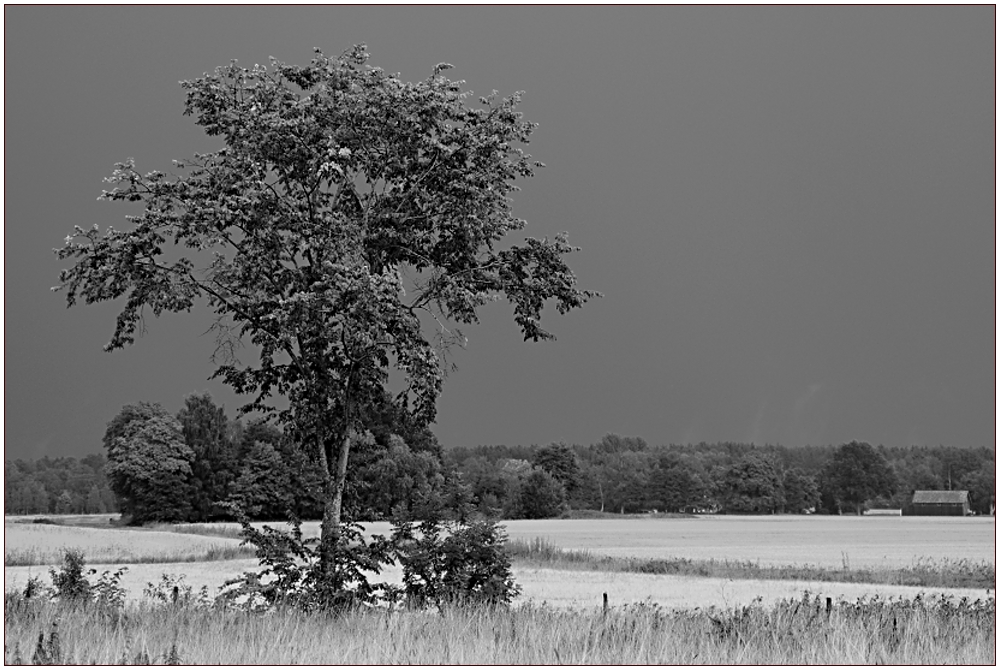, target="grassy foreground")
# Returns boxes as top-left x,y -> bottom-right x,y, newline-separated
4,591 -> 994,664
507,537 -> 996,589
